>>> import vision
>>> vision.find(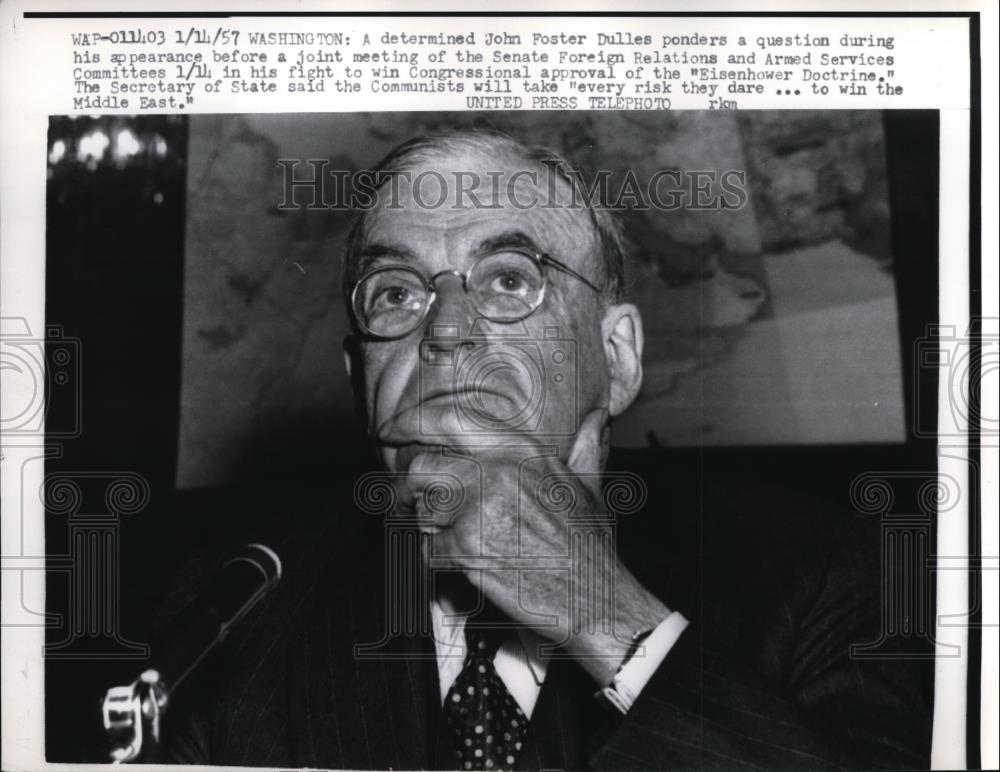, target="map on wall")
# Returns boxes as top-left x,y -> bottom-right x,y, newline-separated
176,111 -> 905,489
